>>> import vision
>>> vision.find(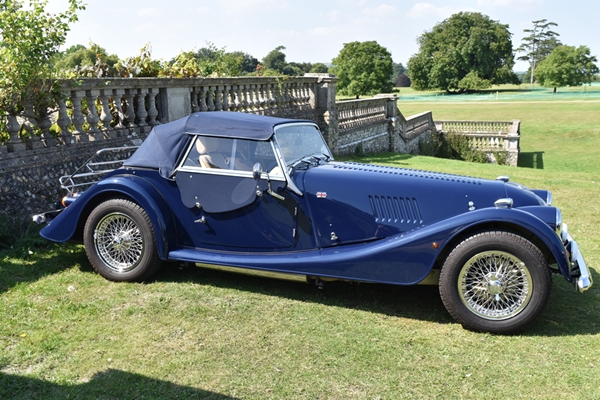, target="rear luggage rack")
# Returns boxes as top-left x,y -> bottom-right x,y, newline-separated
60,146 -> 139,195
